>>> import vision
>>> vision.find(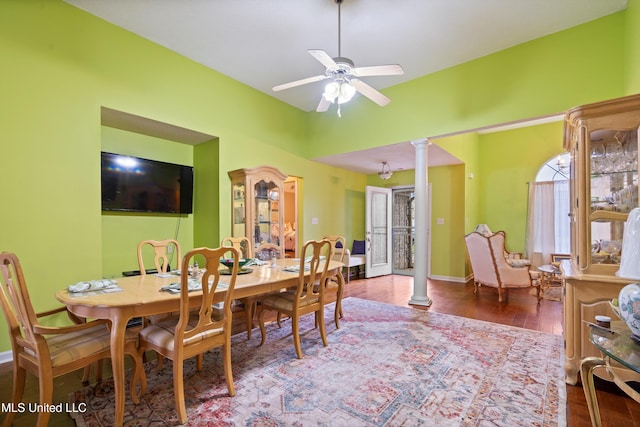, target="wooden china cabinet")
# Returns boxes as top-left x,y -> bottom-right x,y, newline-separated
228,166 -> 286,255
562,93 -> 640,384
